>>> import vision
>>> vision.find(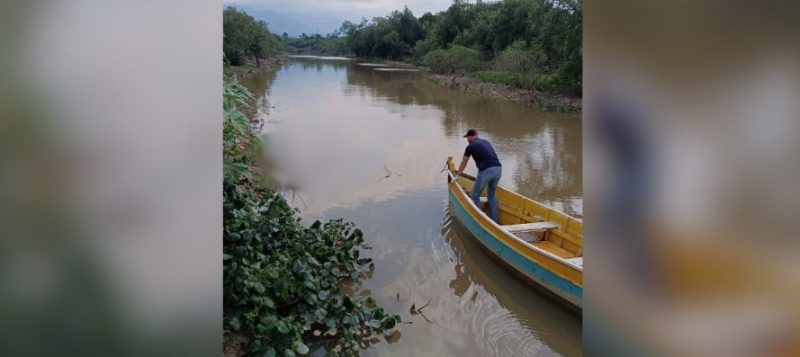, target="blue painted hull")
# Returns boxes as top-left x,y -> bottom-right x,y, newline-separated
449,191 -> 583,309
